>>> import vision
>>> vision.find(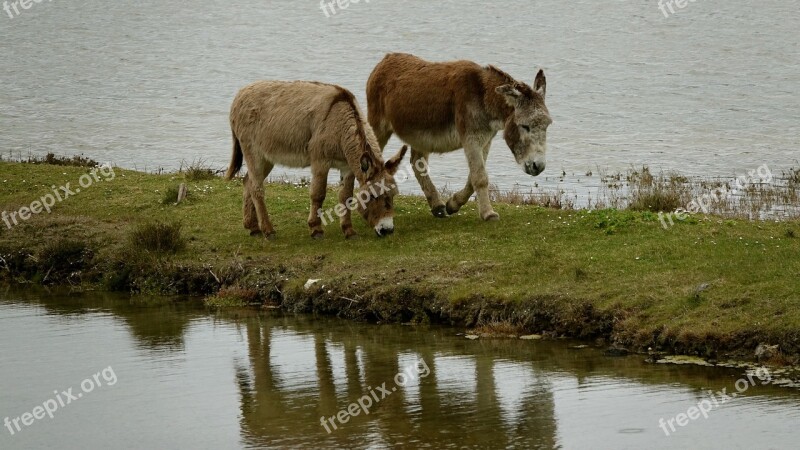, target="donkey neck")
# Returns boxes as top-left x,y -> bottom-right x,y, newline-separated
340,120 -> 377,185
482,68 -> 516,124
